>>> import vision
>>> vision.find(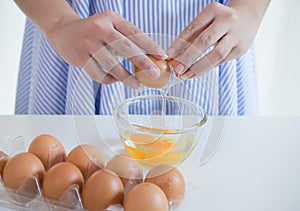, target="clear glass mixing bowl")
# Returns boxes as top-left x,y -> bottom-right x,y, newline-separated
113,95 -> 207,166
